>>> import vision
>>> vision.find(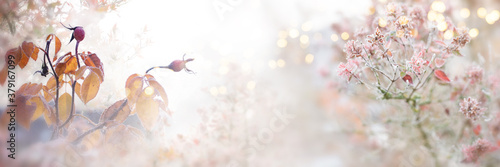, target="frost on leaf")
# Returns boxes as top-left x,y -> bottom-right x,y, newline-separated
58,93 -> 74,124
100,99 -> 131,125
434,69 -> 450,83
125,74 -> 169,131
